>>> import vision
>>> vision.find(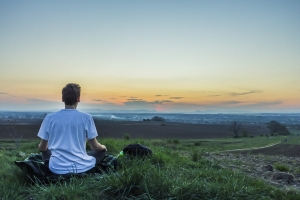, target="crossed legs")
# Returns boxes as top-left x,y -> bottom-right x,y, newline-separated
41,149 -> 106,166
